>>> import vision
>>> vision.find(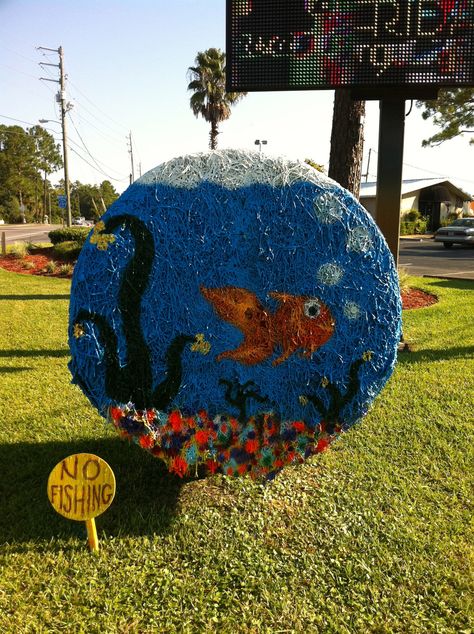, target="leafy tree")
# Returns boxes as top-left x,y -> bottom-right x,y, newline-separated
188,48 -> 246,150
328,91 -> 365,198
29,125 -> 62,220
69,180 -> 119,221
0,124 -> 62,222
98,180 -> 119,210
416,88 -> 474,146
0,125 -> 37,220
